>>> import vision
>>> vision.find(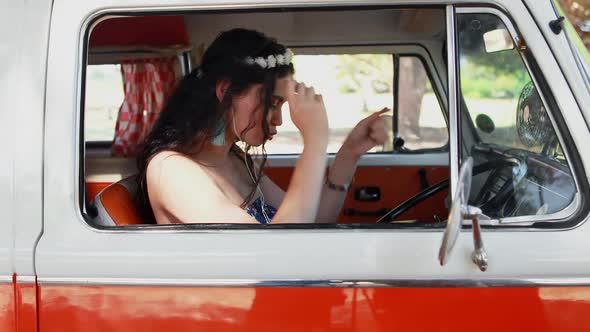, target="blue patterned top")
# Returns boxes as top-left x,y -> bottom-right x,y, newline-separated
246,196 -> 276,224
